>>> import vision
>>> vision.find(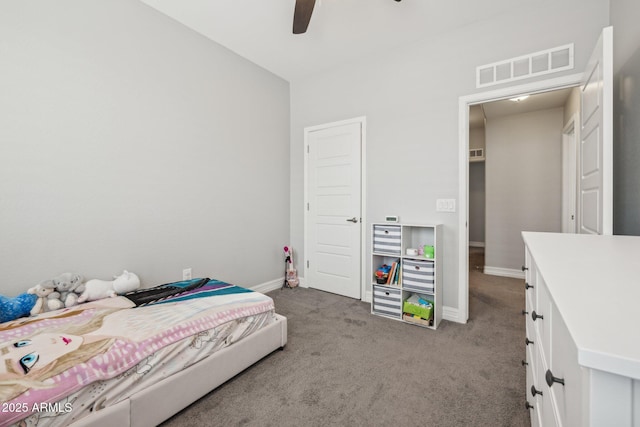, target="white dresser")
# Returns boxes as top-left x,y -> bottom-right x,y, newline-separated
522,232 -> 640,427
